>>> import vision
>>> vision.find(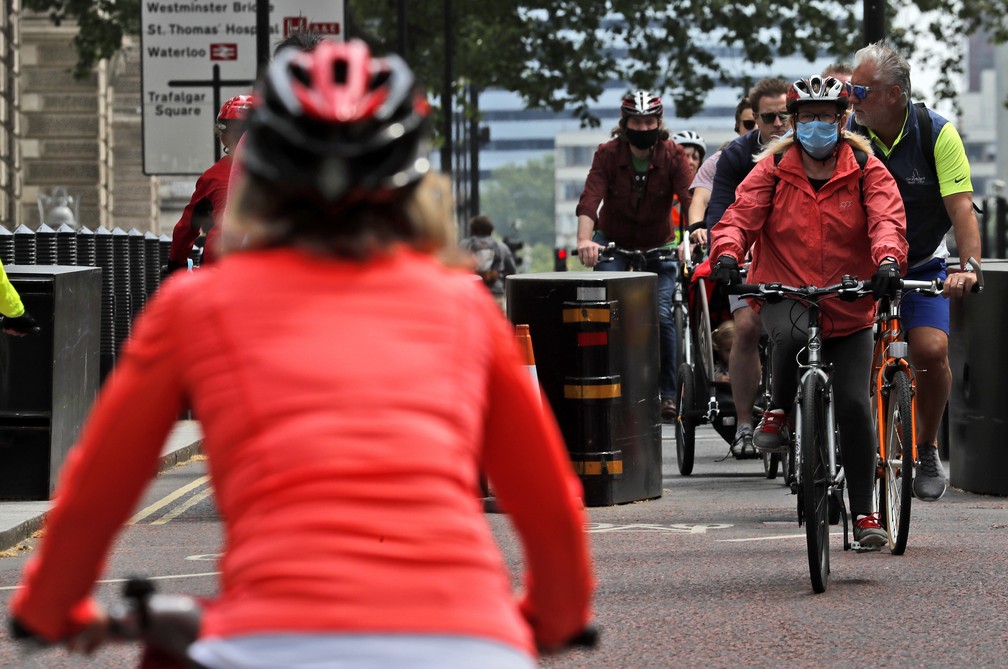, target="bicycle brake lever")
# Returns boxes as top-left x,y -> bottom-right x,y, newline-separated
966,256 -> 984,293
